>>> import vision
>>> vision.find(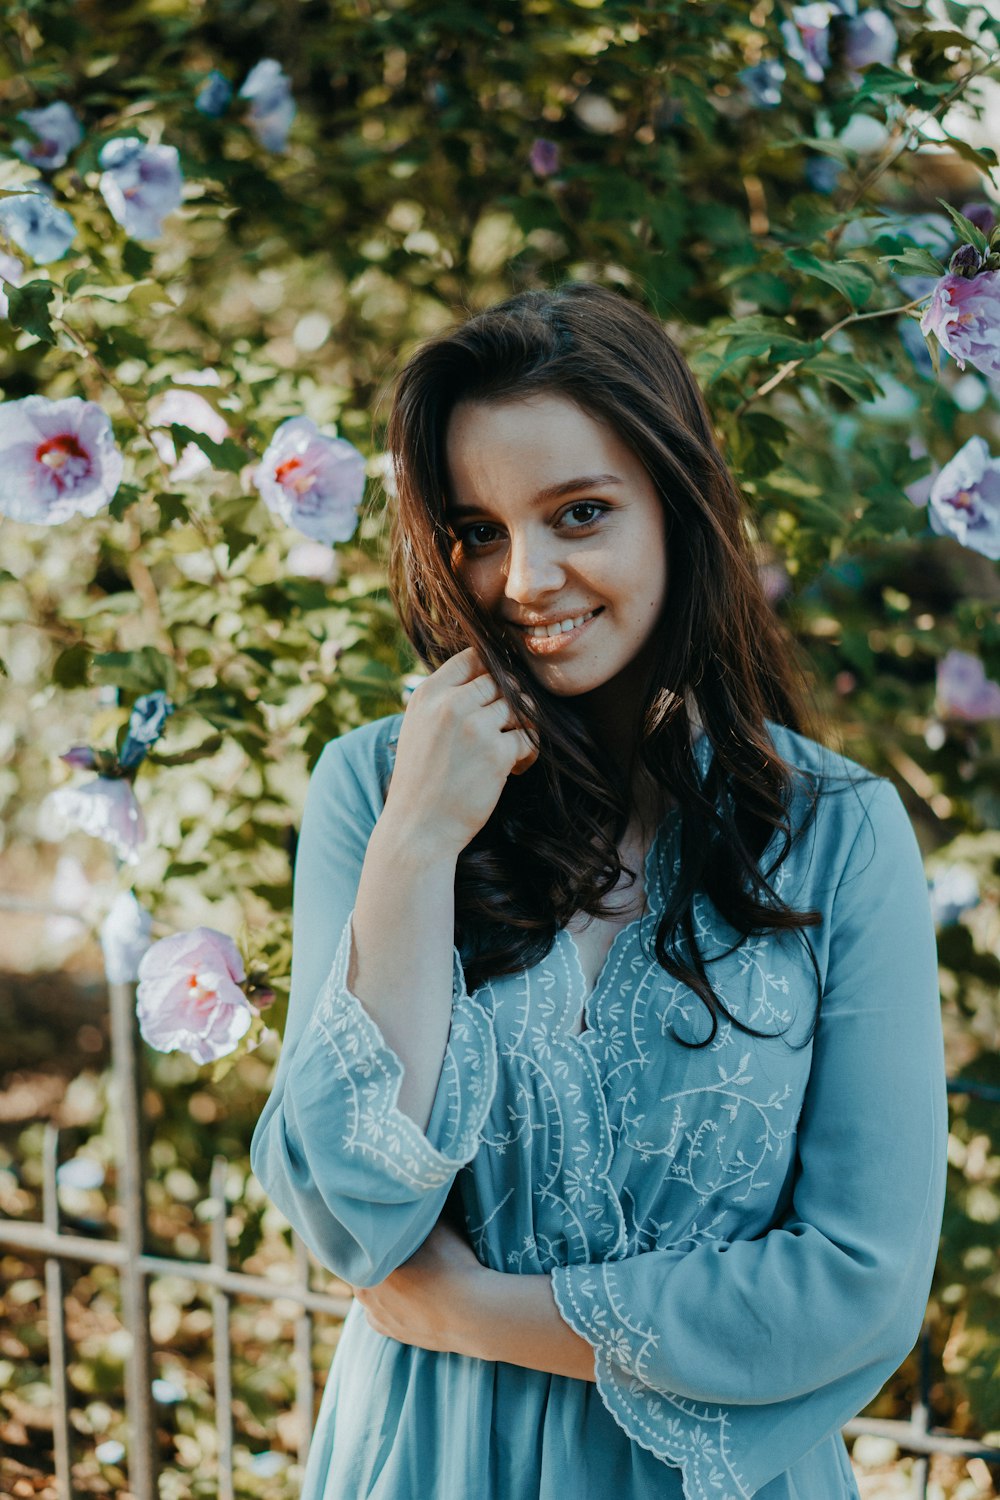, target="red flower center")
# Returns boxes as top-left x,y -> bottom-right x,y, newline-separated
274,456 -> 315,496
36,435 -> 87,468
187,973 -> 218,1009
35,434 -> 92,494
